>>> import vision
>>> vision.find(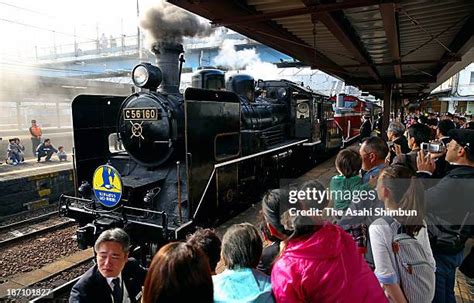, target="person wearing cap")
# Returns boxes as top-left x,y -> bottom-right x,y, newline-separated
29,119 -> 42,156
69,228 -> 147,303
417,129 -> 474,303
